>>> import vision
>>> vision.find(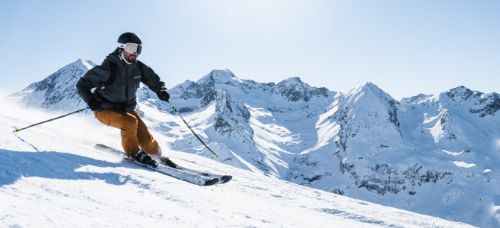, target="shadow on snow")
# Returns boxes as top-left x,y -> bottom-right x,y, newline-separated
0,149 -> 135,187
